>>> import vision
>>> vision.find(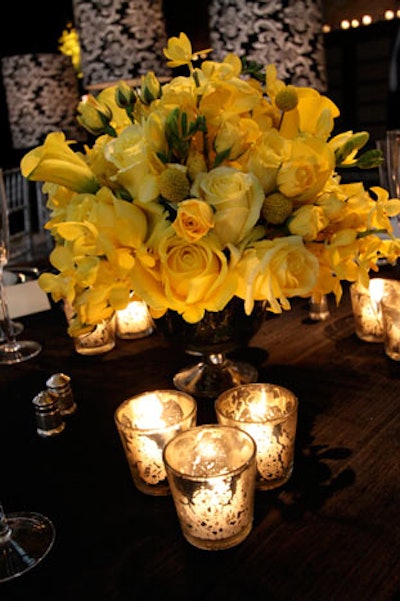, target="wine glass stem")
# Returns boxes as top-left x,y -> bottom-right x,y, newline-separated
0,504 -> 12,544
0,265 -> 18,348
